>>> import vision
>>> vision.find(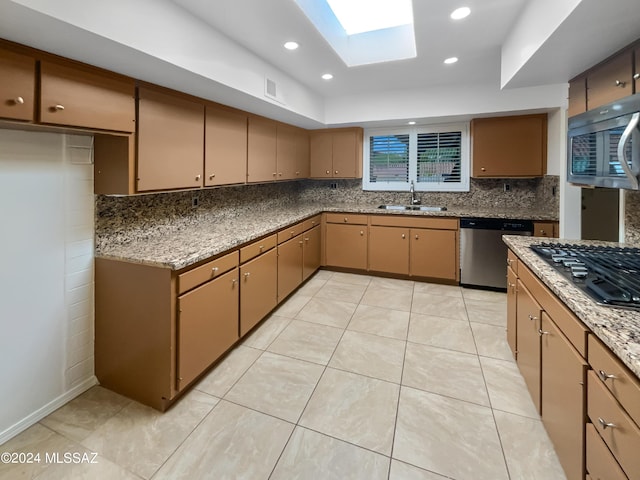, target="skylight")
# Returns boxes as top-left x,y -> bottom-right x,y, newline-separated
326,0 -> 413,35
294,0 -> 417,67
